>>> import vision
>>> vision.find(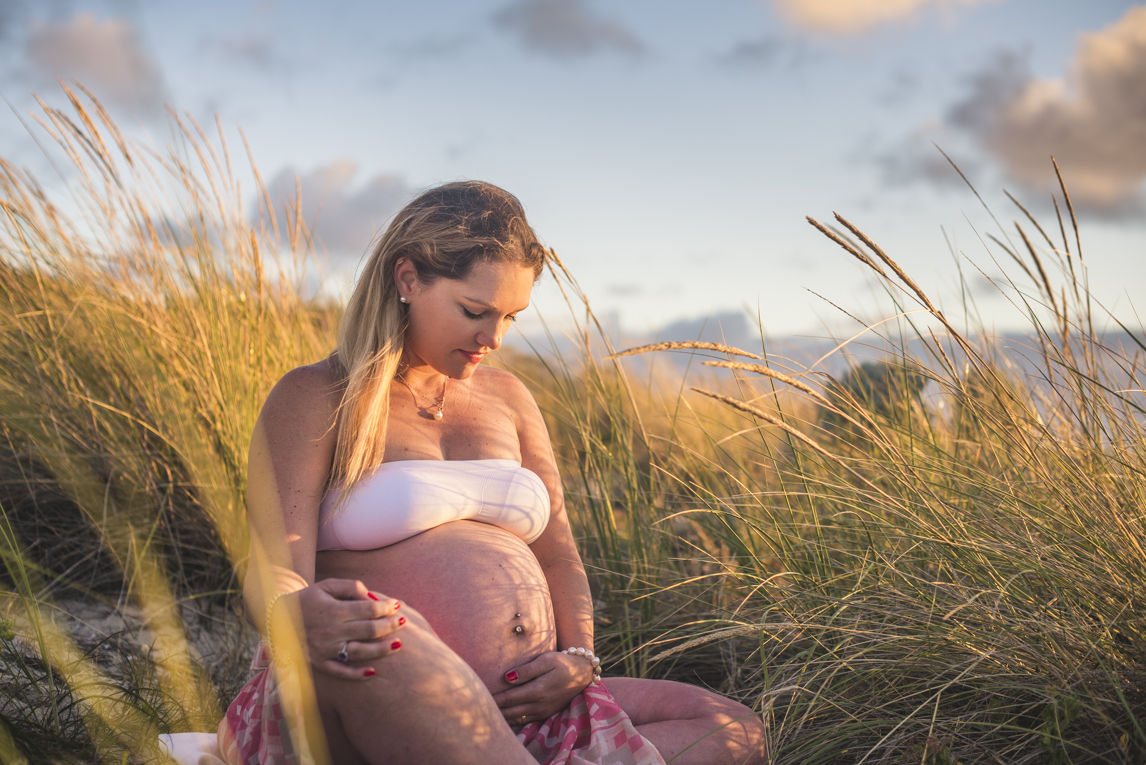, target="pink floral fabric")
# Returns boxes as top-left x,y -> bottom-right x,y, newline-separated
516,682 -> 665,765
218,646 -> 664,765
218,645 -> 311,765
